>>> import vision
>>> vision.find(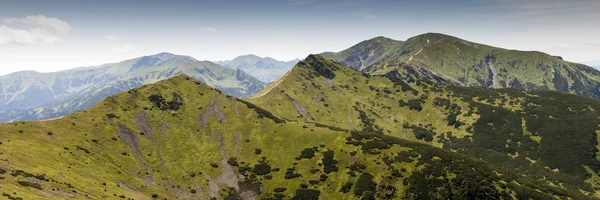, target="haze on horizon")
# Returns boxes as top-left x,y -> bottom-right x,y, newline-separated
1,0 -> 599,76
